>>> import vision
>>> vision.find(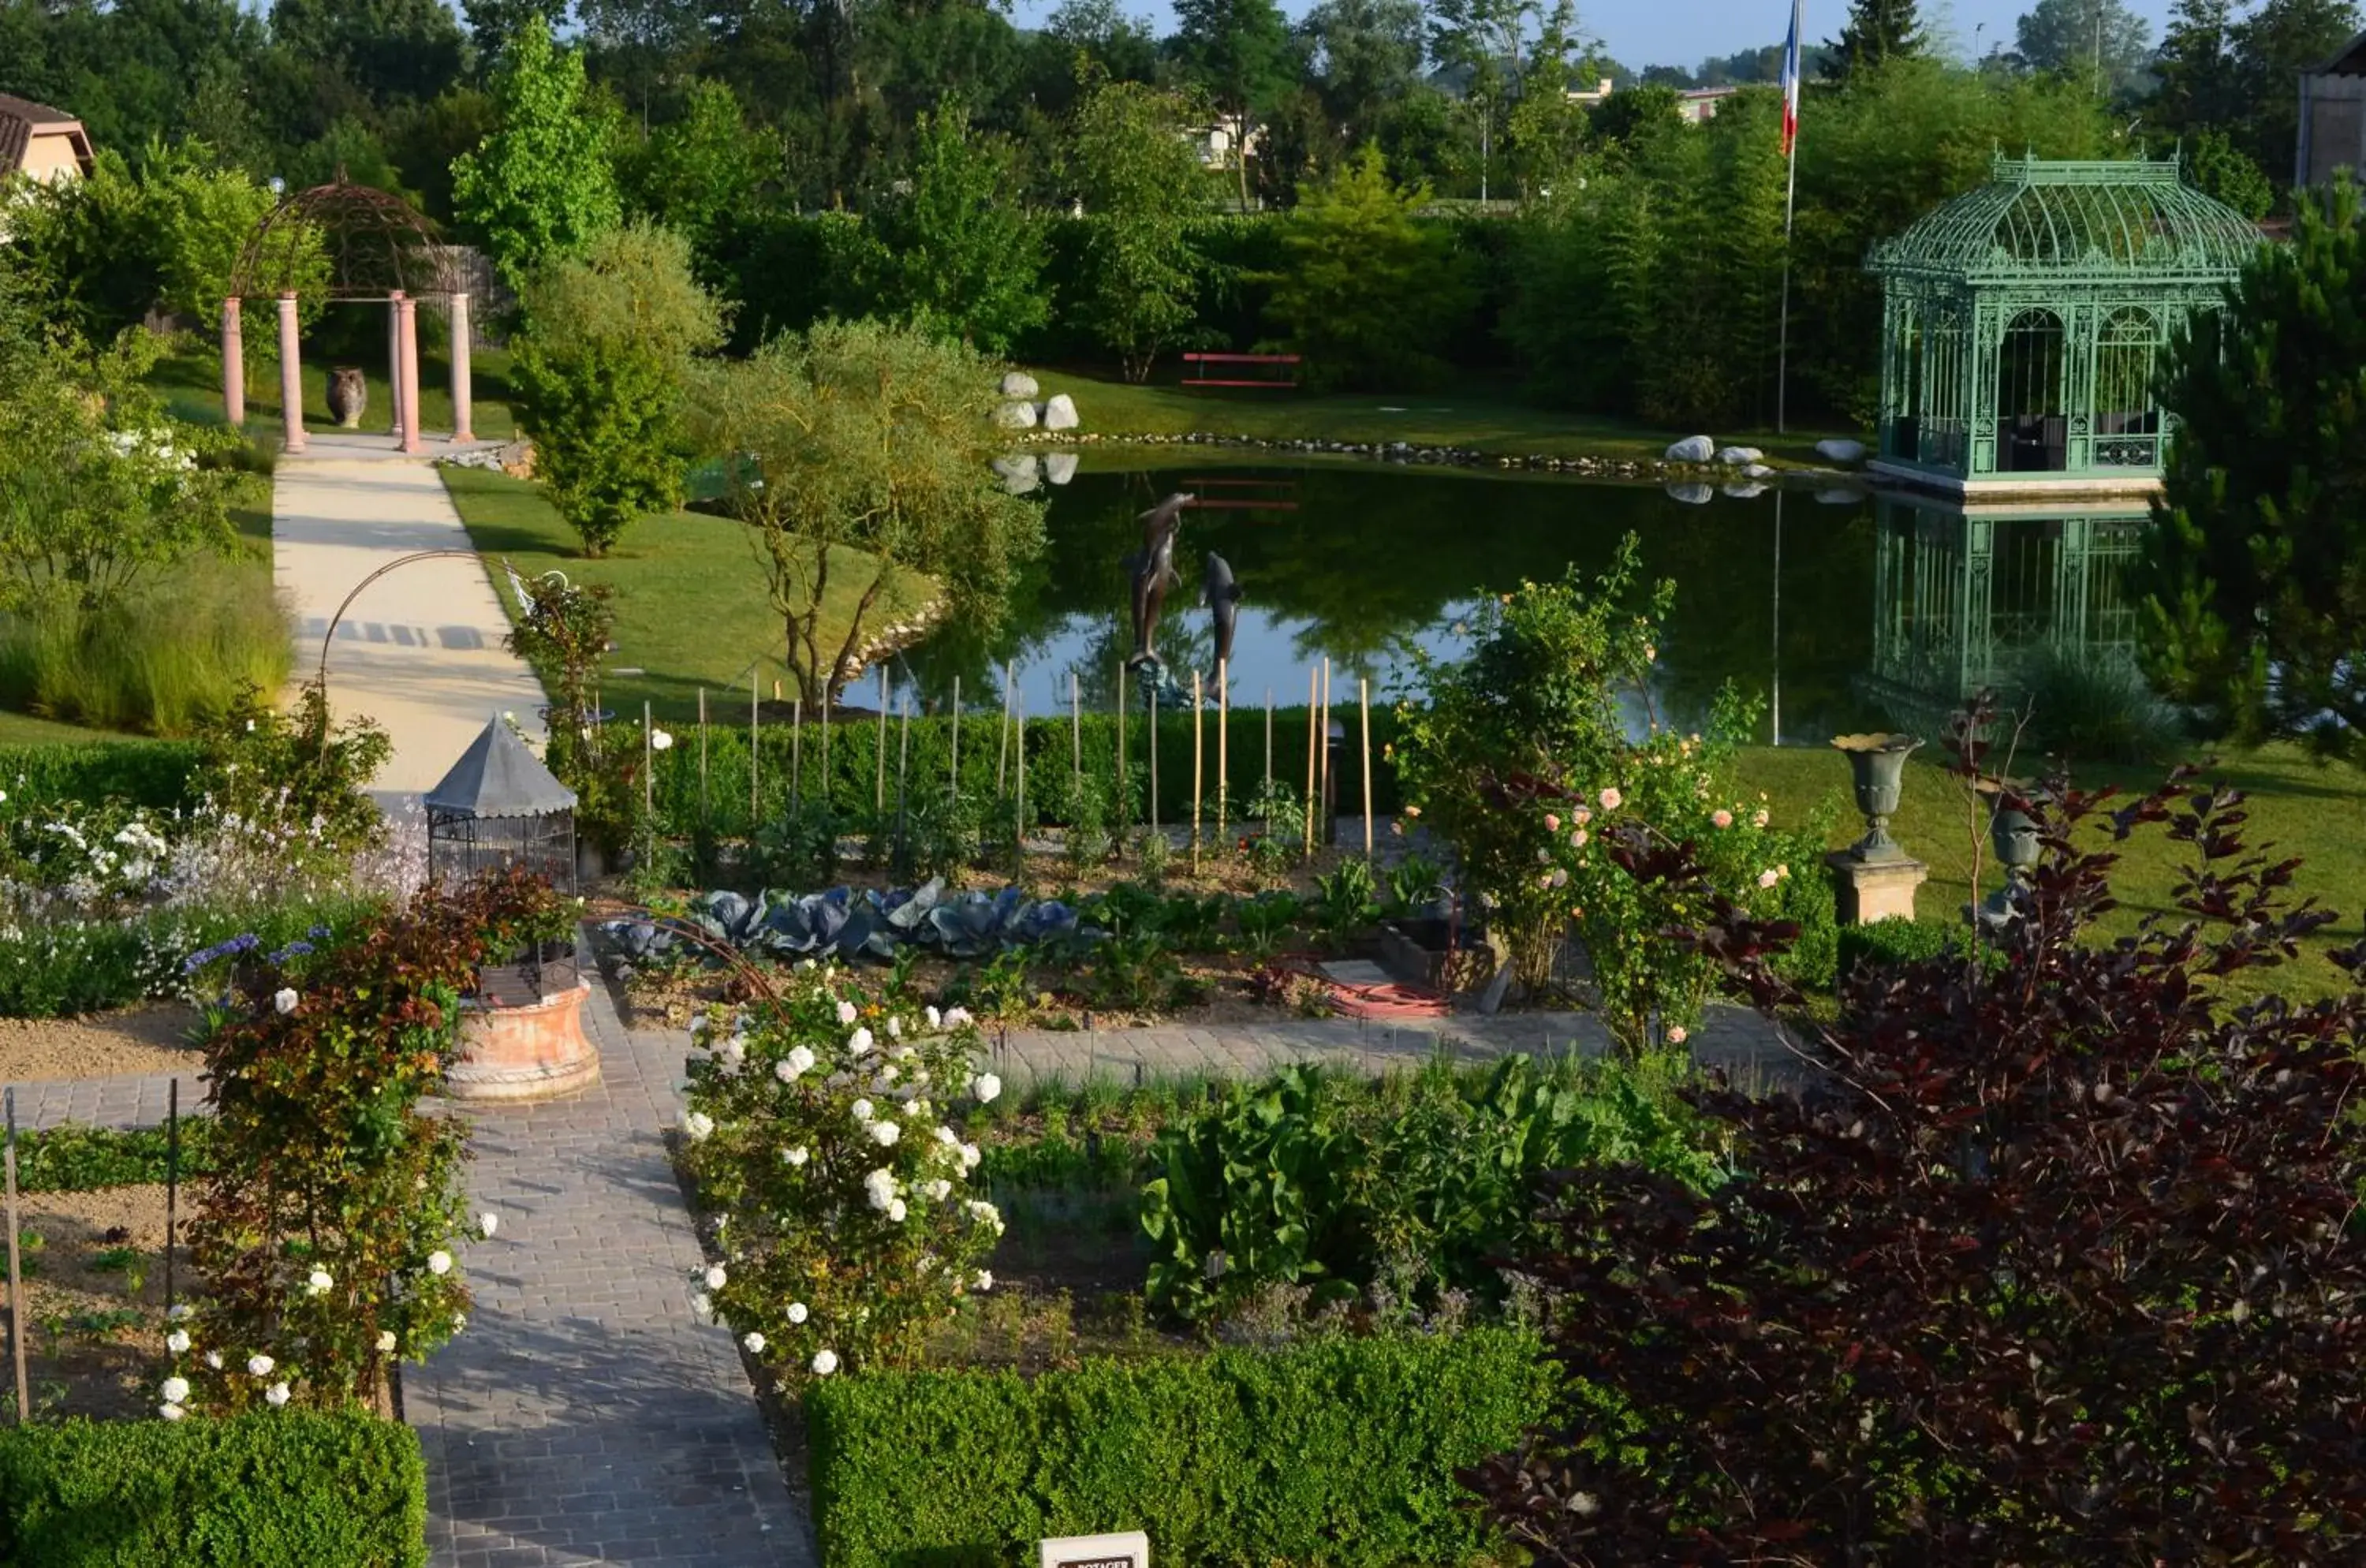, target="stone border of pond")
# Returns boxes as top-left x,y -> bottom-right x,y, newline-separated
1020,428 -> 1869,488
